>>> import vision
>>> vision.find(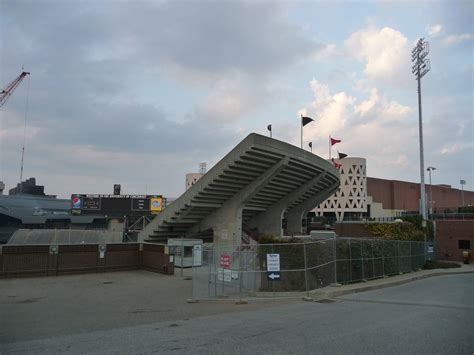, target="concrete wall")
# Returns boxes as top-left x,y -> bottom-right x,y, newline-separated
367,196 -> 404,218
435,220 -> 473,262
